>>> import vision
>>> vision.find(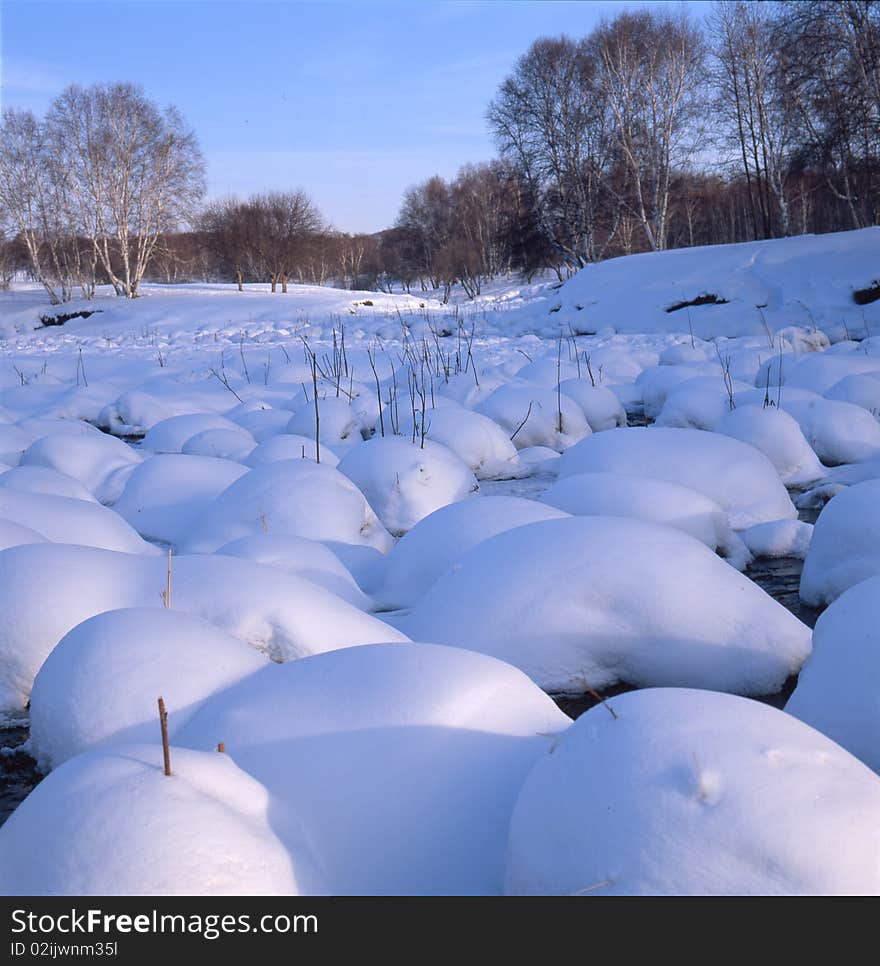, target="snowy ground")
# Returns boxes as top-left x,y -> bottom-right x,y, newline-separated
1,228 -> 879,896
